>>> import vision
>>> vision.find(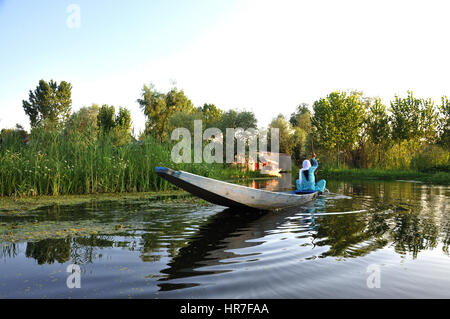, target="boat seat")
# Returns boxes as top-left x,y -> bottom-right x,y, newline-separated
285,190 -> 318,195
294,190 -> 317,195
